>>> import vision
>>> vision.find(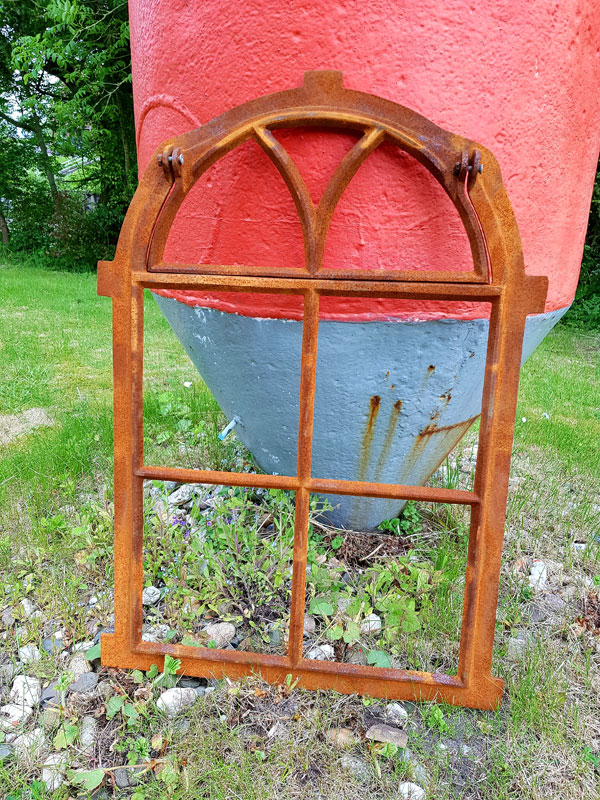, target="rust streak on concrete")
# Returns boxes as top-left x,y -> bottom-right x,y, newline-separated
374,399 -> 403,481
359,395 -> 381,481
